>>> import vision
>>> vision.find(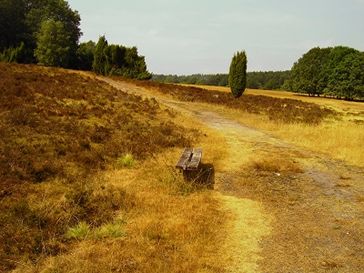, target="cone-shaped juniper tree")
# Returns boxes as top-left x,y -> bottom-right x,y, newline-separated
228,51 -> 247,98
